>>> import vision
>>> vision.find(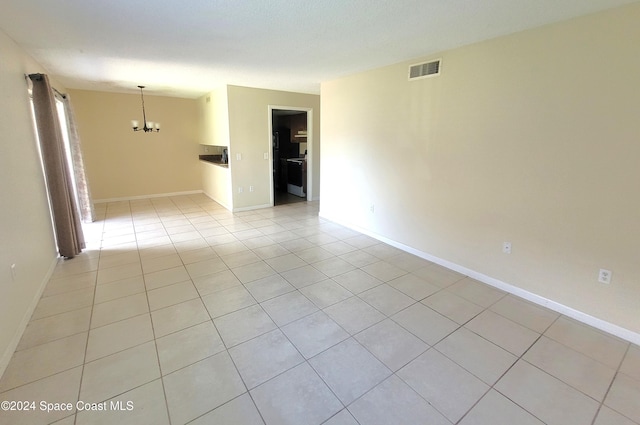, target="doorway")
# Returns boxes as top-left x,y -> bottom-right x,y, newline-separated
268,106 -> 313,206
